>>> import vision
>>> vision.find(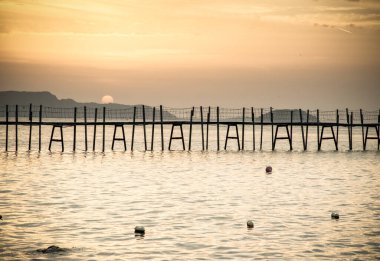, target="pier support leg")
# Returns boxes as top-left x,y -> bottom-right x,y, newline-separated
49,124 -> 64,152
242,107 -> 245,150
112,124 -> 127,151
318,125 -> 338,151
350,112 -> 353,150
5,105 -> 8,151
151,107 -> 156,151
217,107 -> 220,151
160,105 -> 164,151
28,103 -> 33,151
363,126 -> 379,150
15,105 -> 18,152
346,108 -> 351,150
142,105 -> 147,151
273,125 -> 292,150
169,124 -> 185,151
360,109 -> 365,150
200,106 -> 204,151
336,110 -> 339,150
102,107 -> 106,152
317,110 -> 320,151
84,106 -> 88,151
270,107 -> 274,151
93,108 -> 98,151
224,124 -> 240,150
300,109 -> 306,150
251,108 -> 255,151
131,106 -> 136,151
188,107 -> 194,151
260,108 -> 263,150
39,105 -> 42,152
73,107 -> 77,152
206,107 -> 210,150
